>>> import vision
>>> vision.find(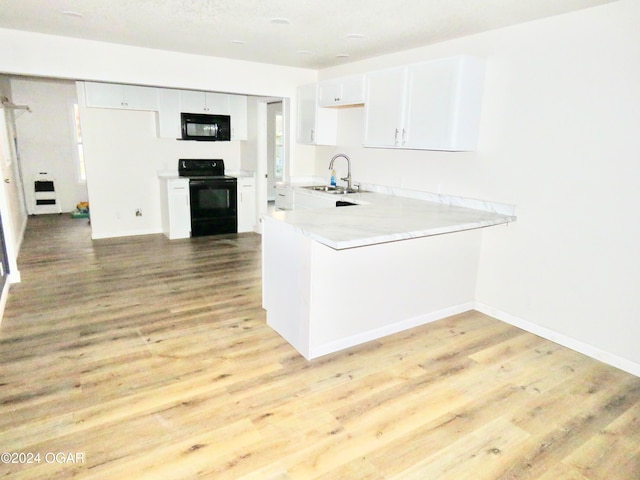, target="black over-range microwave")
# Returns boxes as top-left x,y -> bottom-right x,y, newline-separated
180,112 -> 231,141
